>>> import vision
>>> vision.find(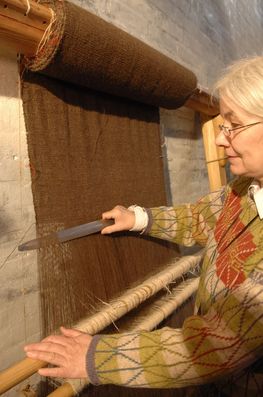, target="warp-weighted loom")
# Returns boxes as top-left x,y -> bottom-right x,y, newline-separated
0,1 -> 227,396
